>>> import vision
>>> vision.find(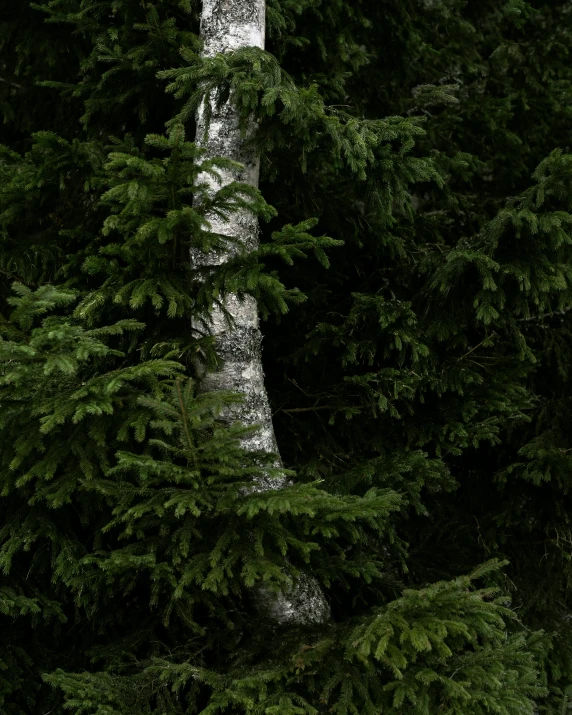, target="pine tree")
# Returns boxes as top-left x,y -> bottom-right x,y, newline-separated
1,0 -> 572,713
